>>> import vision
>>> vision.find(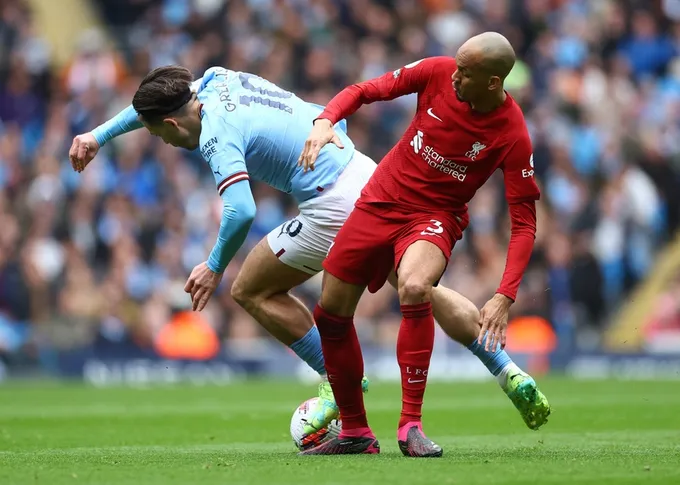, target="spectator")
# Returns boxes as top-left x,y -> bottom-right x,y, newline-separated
0,0 -> 679,365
